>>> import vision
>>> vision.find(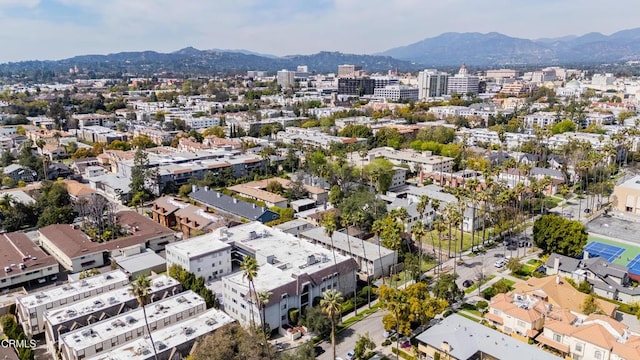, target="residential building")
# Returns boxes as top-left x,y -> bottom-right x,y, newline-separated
165,232 -> 232,281
43,274 -> 181,354
73,114 -> 116,128
16,270 -> 130,336
417,69 -> 449,100
228,177 -> 328,208
219,222 -> 358,331
612,176 -> 640,215
373,85 -> 419,101
0,232 -> 59,291
86,308 -> 234,360
39,211 -> 177,273
132,127 -> 179,145
189,187 -> 280,223
415,314 -> 560,360
3,164 -> 38,183
299,226 -> 396,279
485,69 -> 520,82
111,250 -> 168,279
150,196 -> 226,238
76,126 -> 127,144
447,64 -> 479,95
274,219 -> 315,236
58,291 -> 206,360
276,127 -> 367,150
524,111 -> 559,128
347,147 -> 455,174
277,70 -> 296,88
184,116 -> 220,129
